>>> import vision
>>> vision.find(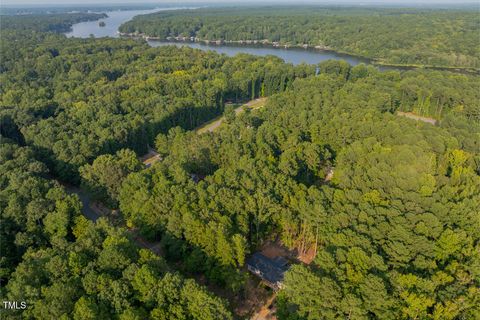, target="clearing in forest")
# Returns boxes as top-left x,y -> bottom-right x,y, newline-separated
141,148 -> 162,167
196,97 -> 268,134
397,111 -> 437,125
